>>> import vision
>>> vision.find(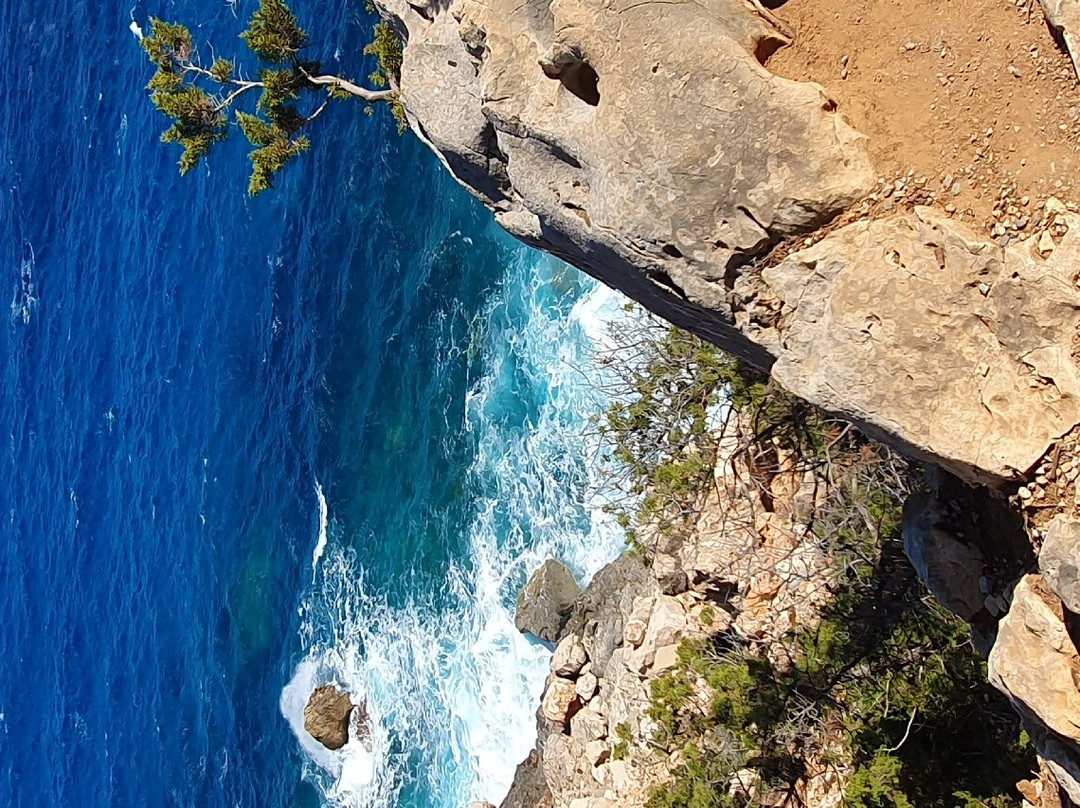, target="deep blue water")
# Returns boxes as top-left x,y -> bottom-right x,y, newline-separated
0,1 -> 624,806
